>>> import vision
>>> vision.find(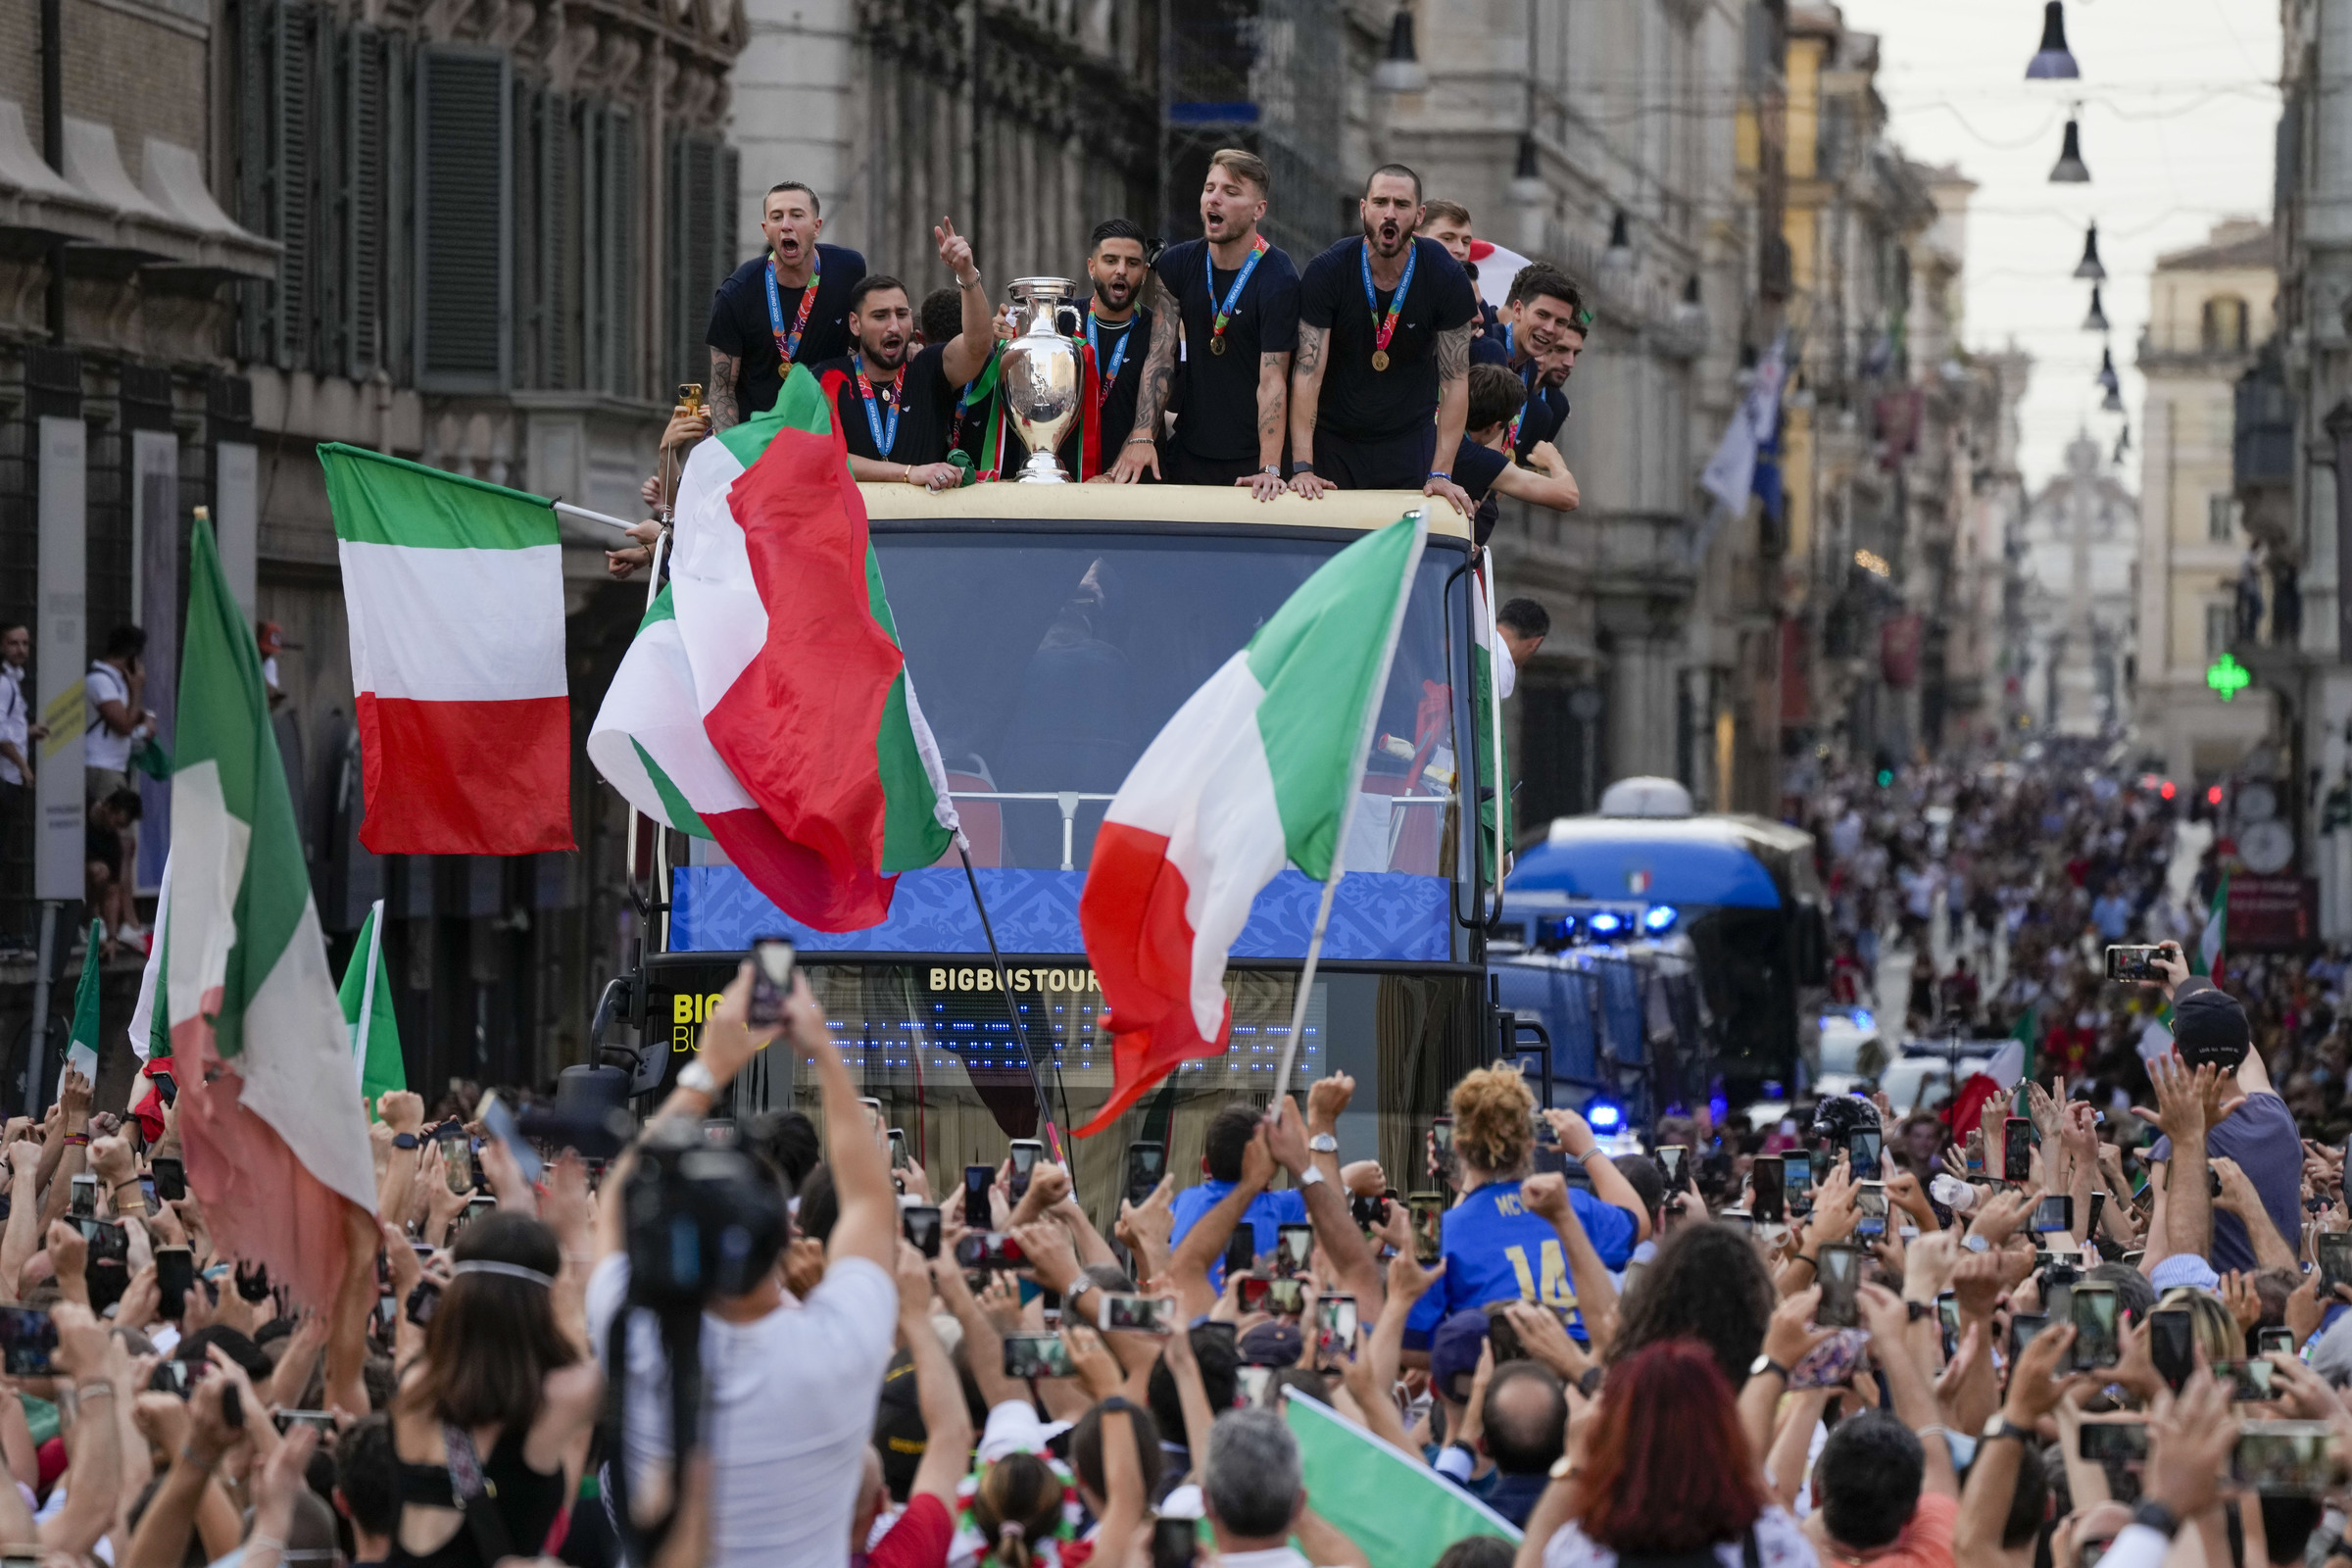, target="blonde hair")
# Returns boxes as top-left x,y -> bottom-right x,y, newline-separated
2153,1286 -> 2239,1364
1451,1063 -> 1536,1178
1208,149 -> 1272,197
